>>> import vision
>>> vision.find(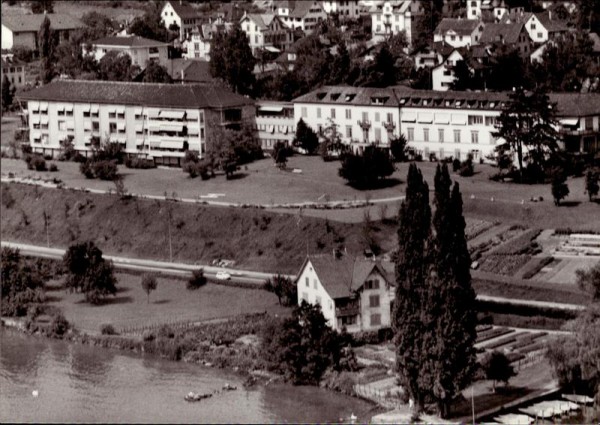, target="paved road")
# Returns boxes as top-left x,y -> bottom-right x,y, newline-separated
1,241 -> 294,286
2,241 -> 587,311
